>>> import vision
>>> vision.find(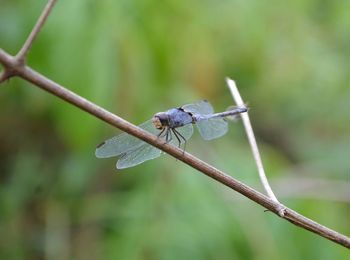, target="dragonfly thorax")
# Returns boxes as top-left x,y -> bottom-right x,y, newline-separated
153,108 -> 194,129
